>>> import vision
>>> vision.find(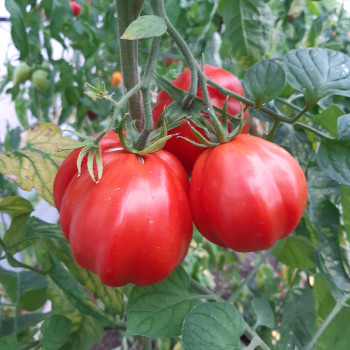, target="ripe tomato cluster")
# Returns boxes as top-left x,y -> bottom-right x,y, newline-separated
54,65 -> 307,287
